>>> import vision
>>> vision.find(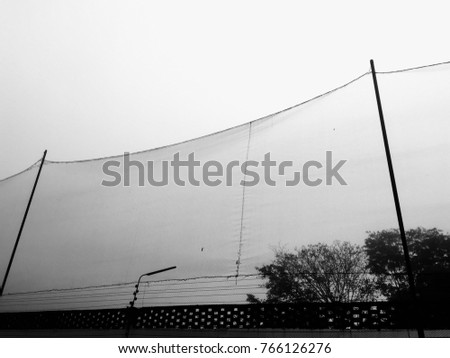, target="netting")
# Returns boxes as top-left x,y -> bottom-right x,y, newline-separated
1,62 -> 449,314
0,162 -> 40,284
